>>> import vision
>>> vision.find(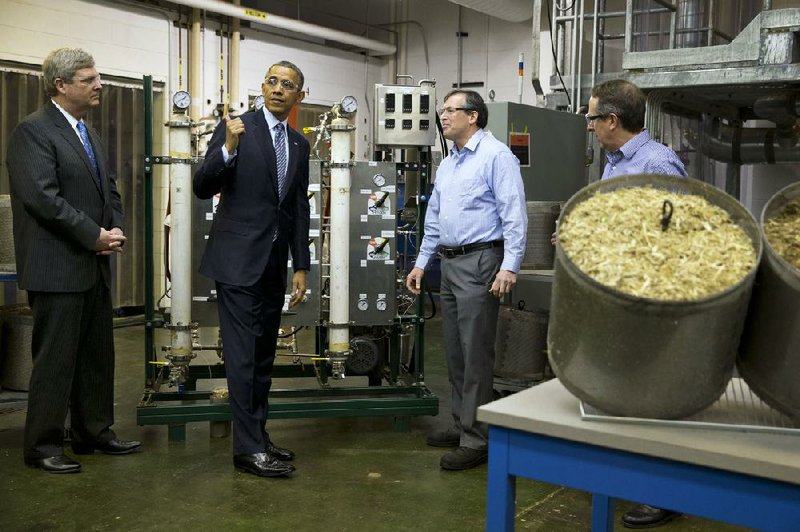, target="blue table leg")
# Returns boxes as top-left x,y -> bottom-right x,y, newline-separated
487,426 -> 516,531
591,493 -> 614,531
